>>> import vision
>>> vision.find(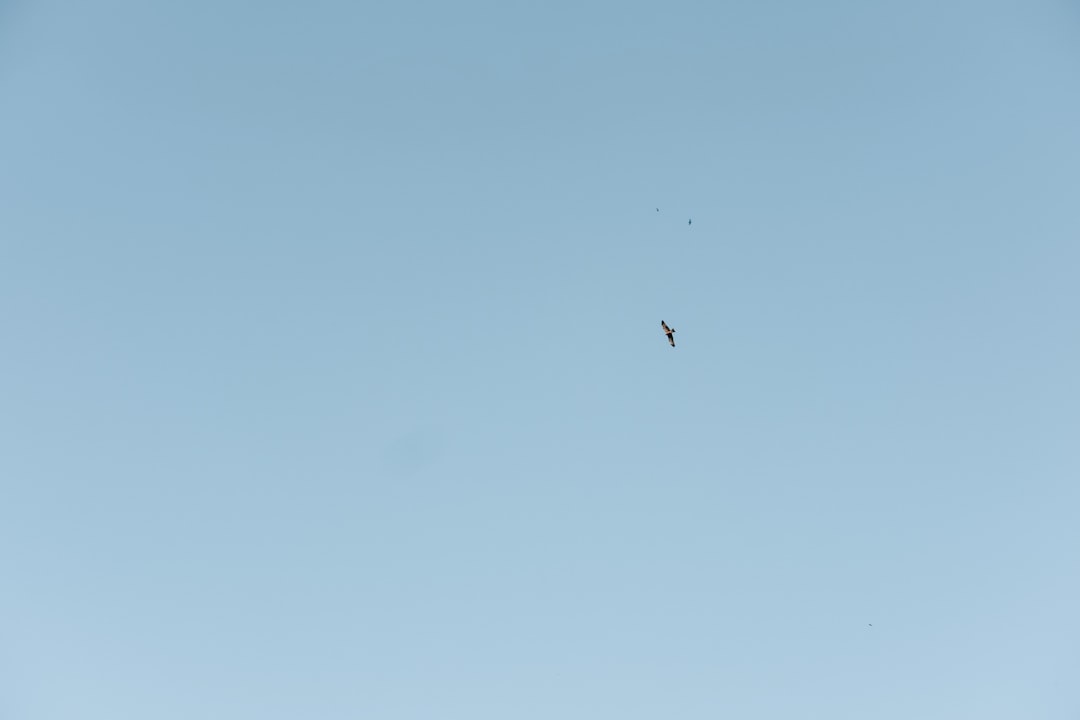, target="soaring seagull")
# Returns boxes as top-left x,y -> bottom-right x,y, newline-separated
660,320 -> 676,347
